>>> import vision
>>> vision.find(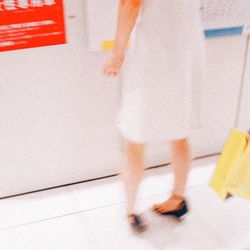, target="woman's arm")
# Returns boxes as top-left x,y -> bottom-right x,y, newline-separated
103,0 -> 142,76
114,0 -> 142,55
